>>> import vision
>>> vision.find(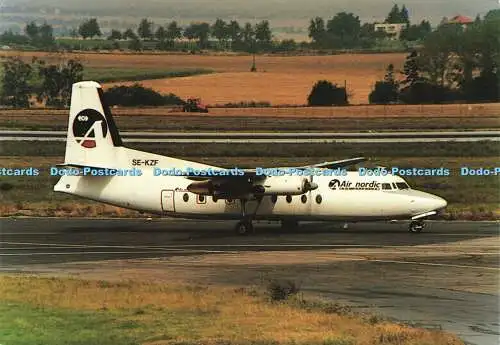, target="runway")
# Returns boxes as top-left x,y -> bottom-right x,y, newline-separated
1,130 -> 499,143
1,218 -> 499,345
